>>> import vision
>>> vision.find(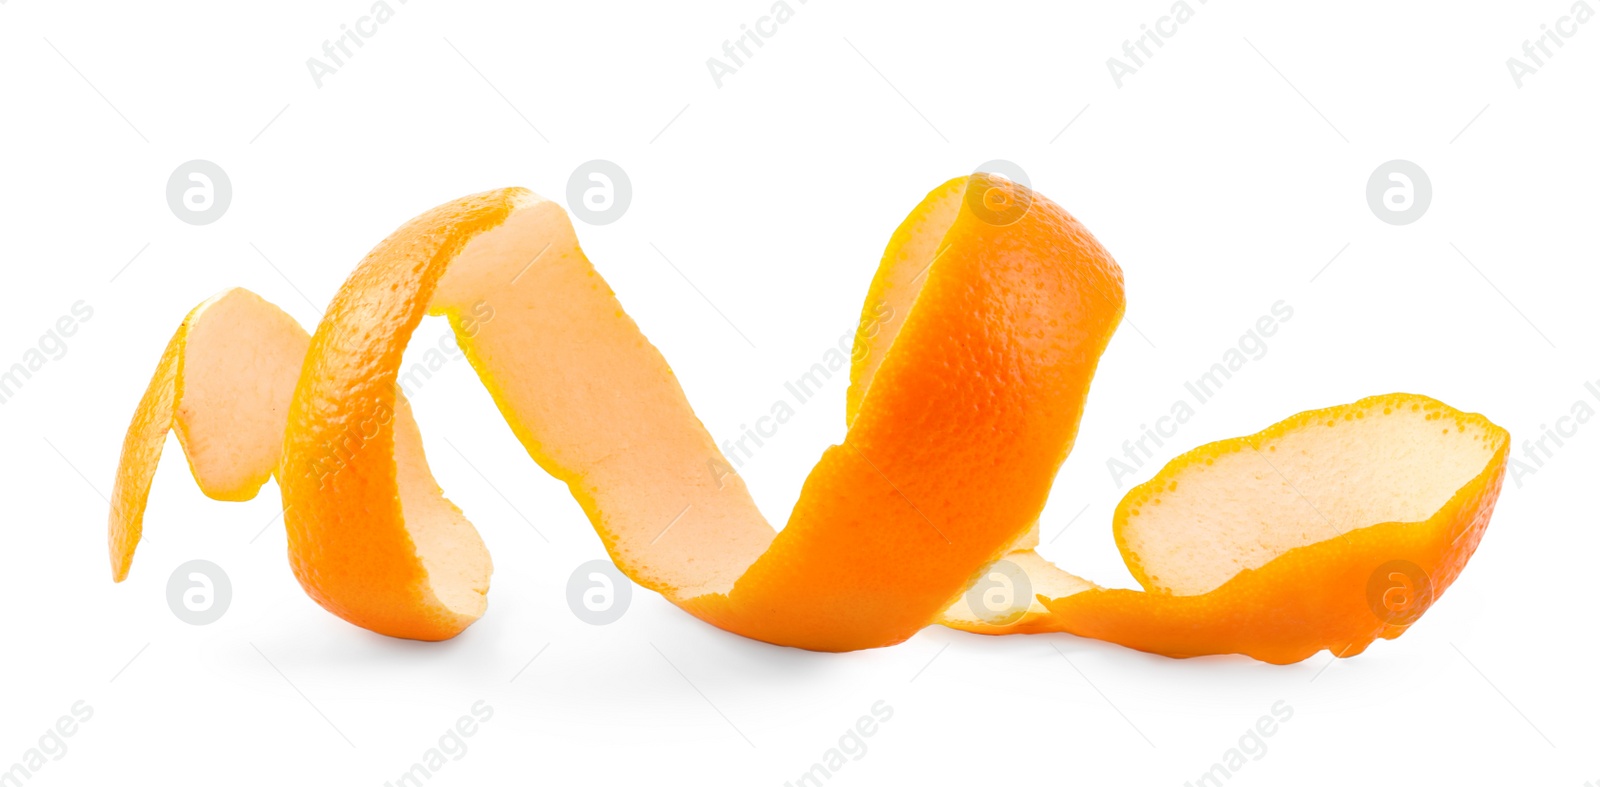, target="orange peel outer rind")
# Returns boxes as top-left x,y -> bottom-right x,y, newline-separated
677,175 -> 1125,650
112,176 -> 1125,649
106,177 -> 1509,664
277,190 -> 519,641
